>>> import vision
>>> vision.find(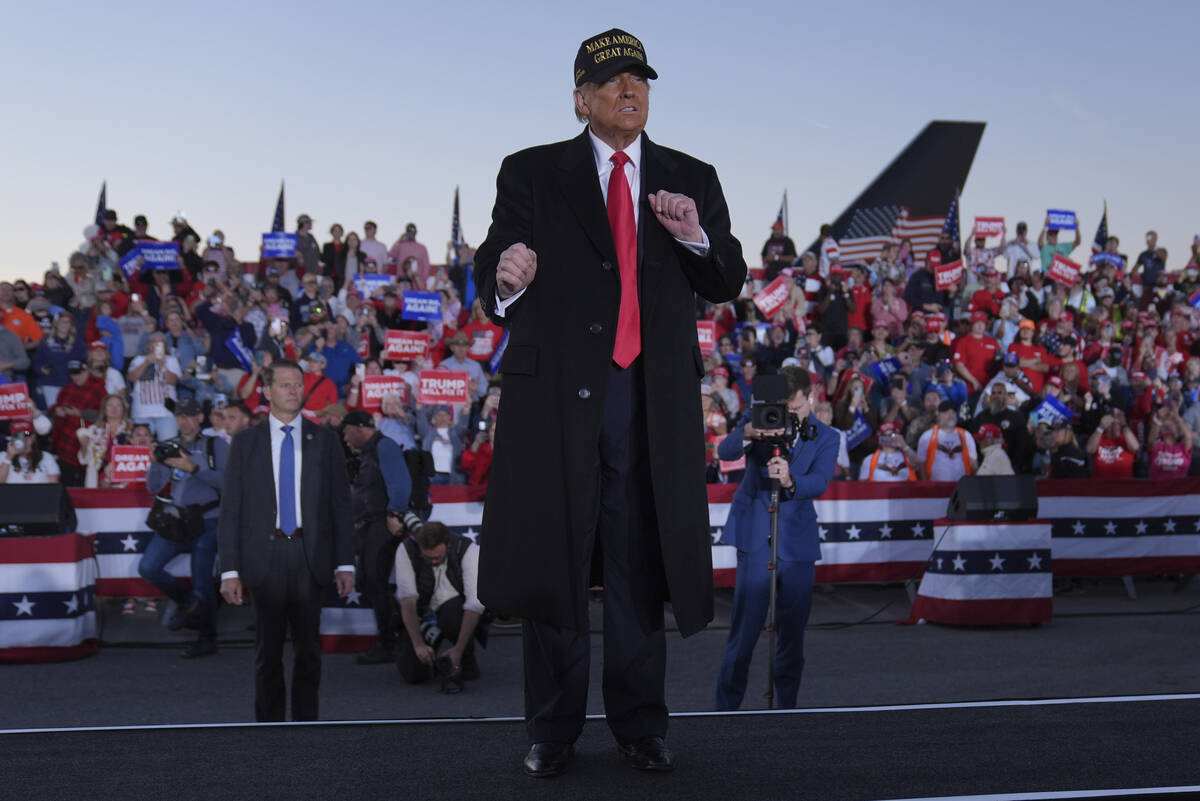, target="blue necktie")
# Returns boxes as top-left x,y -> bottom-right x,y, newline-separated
279,424 -> 297,535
